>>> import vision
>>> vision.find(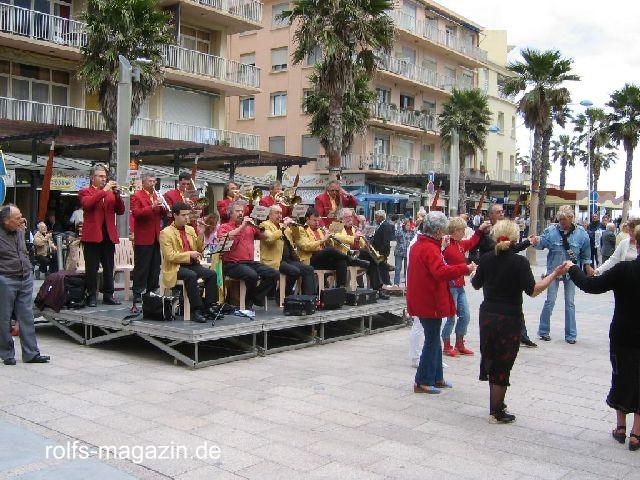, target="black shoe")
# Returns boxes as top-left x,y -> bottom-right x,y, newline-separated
566,339 -> 576,344
192,310 -> 207,323
377,290 -> 390,300
86,295 -> 97,307
521,338 -> 538,348
489,409 -> 516,424
103,296 -> 122,306
132,293 -> 142,304
539,335 -> 551,341
3,358 -> 16,366
26,355 -> 50,364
